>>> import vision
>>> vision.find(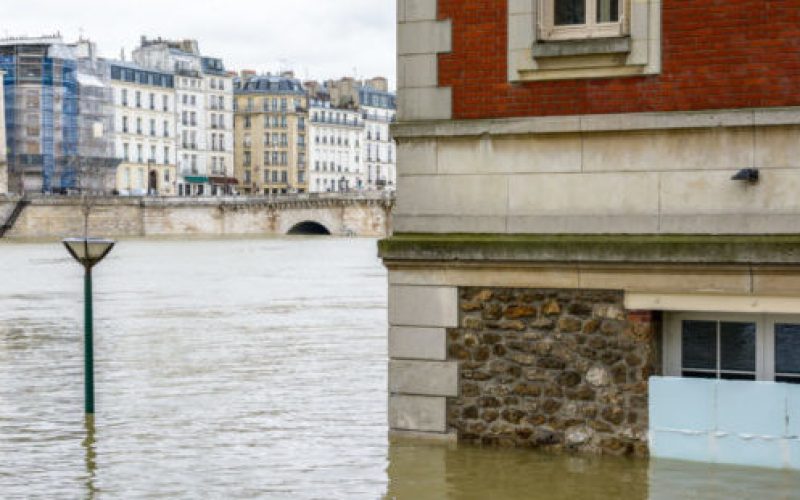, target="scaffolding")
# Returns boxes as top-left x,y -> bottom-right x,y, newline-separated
0,38 -> 118,194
